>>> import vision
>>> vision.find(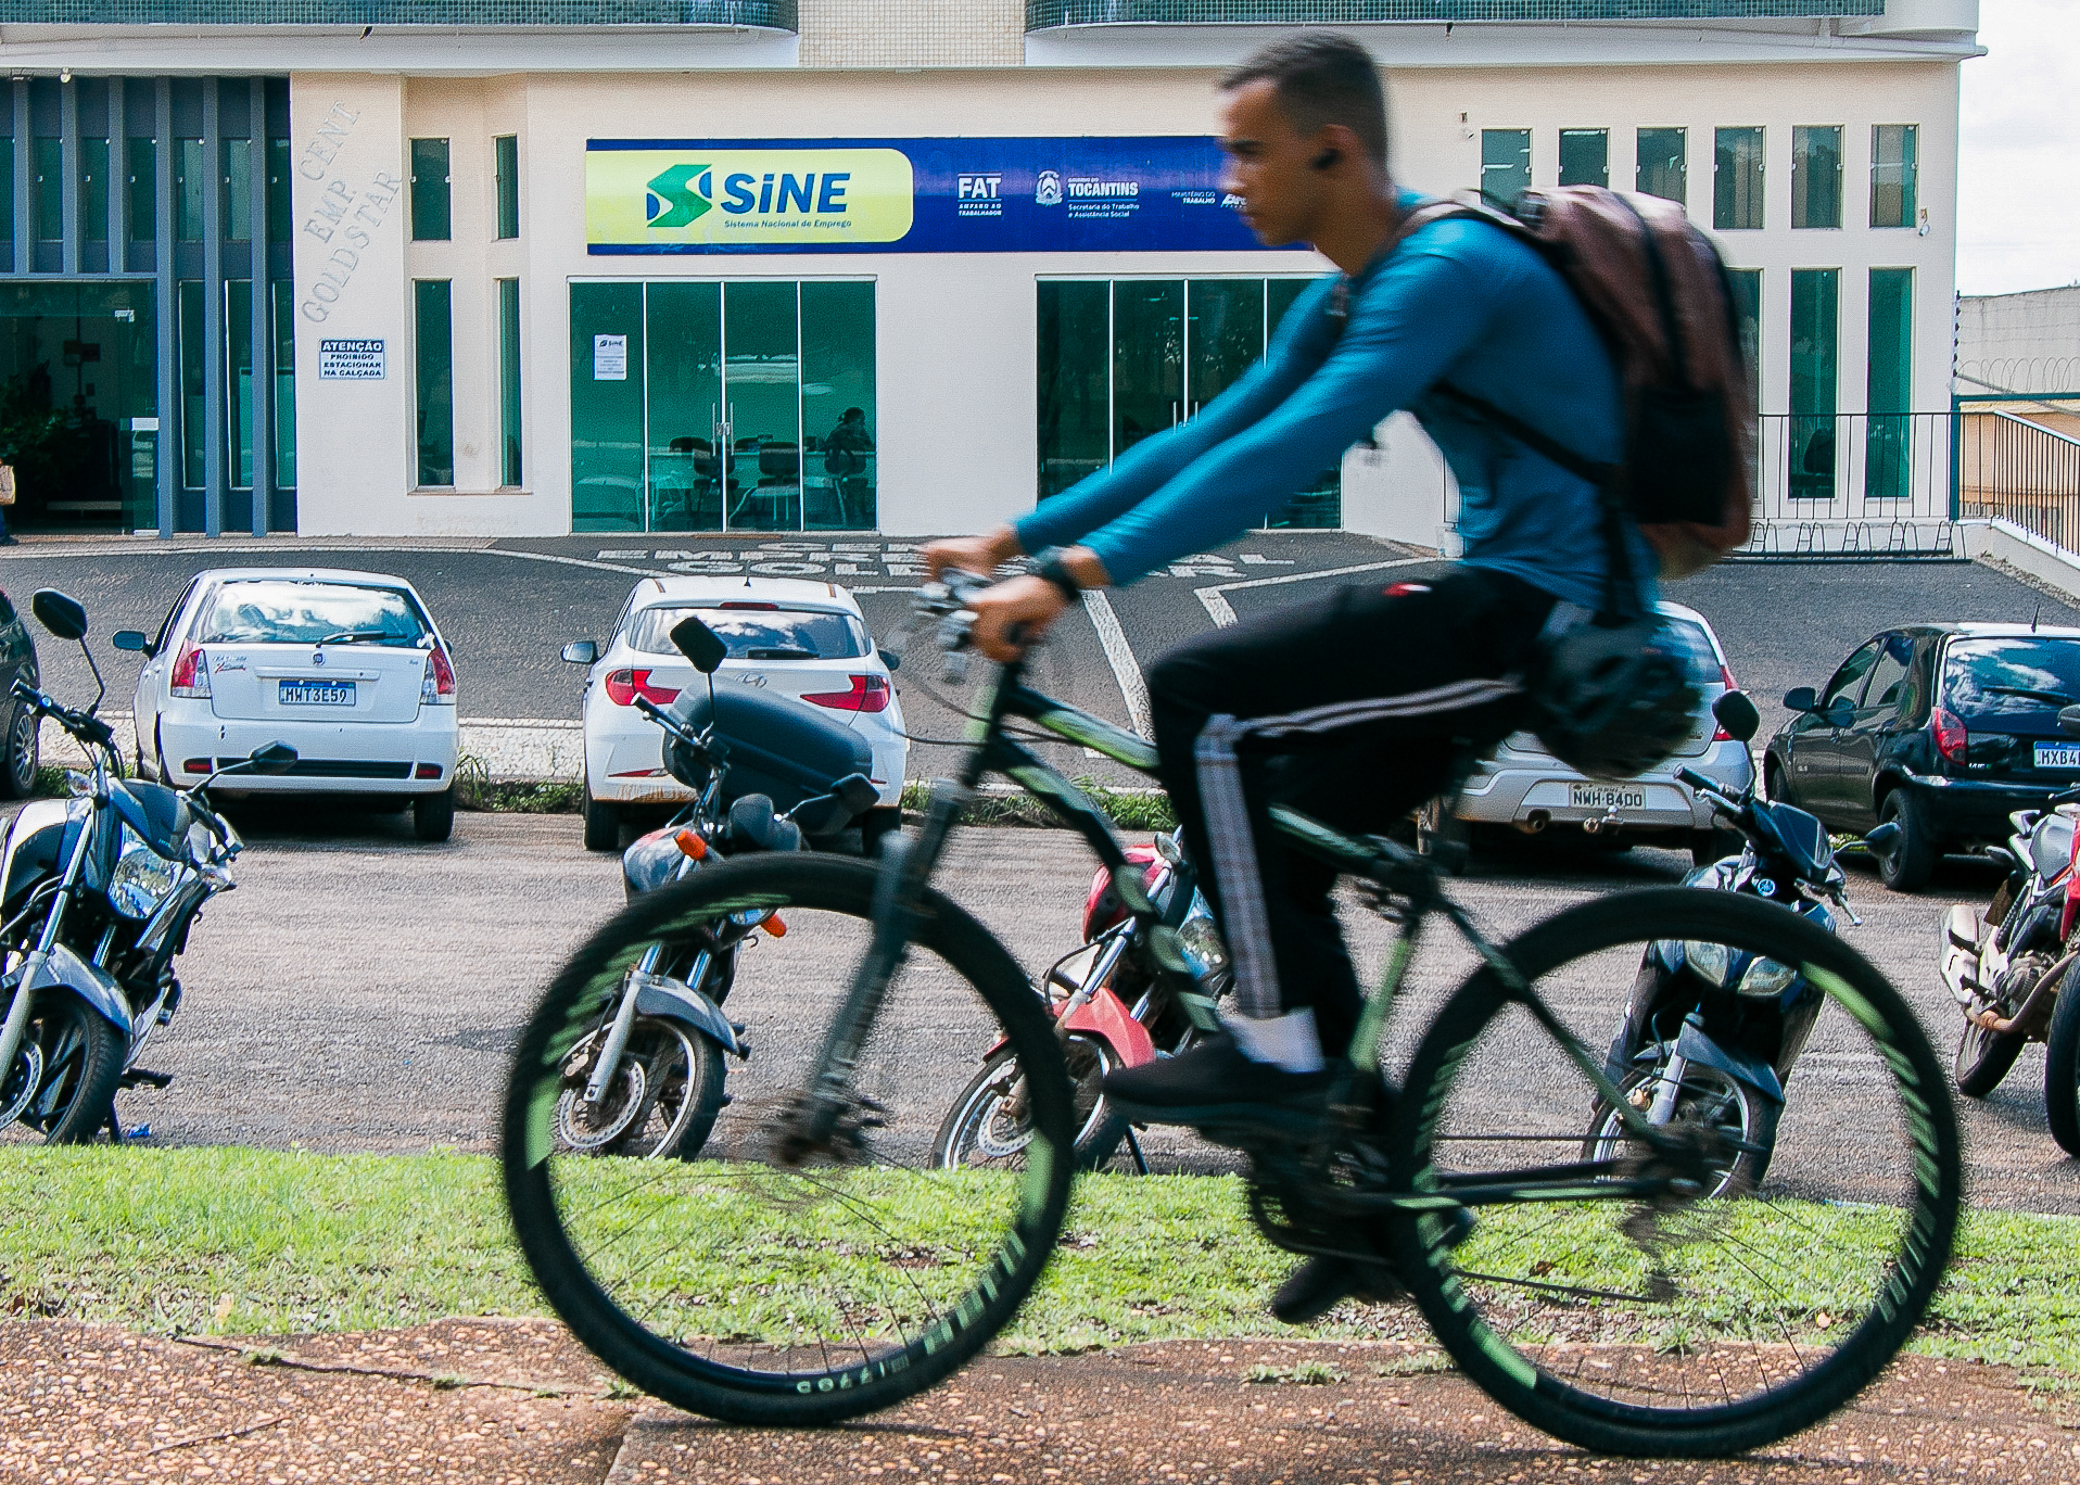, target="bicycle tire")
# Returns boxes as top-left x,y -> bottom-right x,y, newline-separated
503,853 -> 1076,1425
2044,961 -> 2080,1157
1389,887 -> 1961,1458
